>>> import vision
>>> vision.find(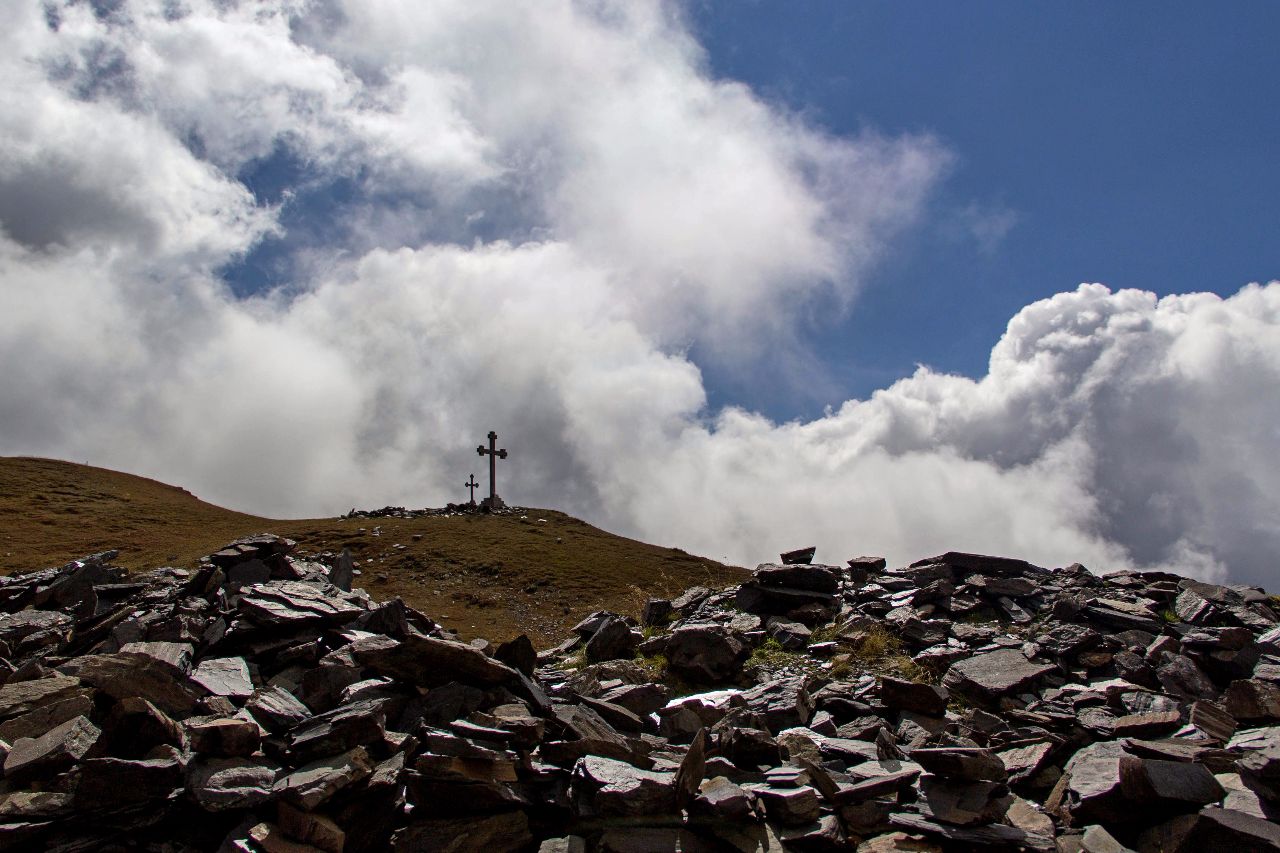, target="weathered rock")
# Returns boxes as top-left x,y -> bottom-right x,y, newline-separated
246,685 -> 313,731
1137,806 -> 1280,851
188,717 -> 262,756
880,676 -> 949,716
391,811 -> 532,853
0,674 -> 88,719
287,700 -> 386,763
747,783 -> 822,826
352,633 -> 522,688
1059,740 -> 1129,824
1224,679 -> 1280,723
674,728 -> 707,808
188,756 -> 280,811
276,746 -> 373,810
1239,744 -> 1280,802
917,775 -> 1010,826
768,617 -> 812,650
190,656 -> 255,699
910,746 -> 1008,782
780,547 -> 818,565
693,774 -> 756,819
494,633 -> 537,676
664,624 -> 748,684
1118,754 -> 1224,810
3,714 -> 99,779
943,649 -> 1056,705
584,615 -> 636,663
62,652 -> 202,715
571,755 -> 676,815
742,676 -> 813,732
